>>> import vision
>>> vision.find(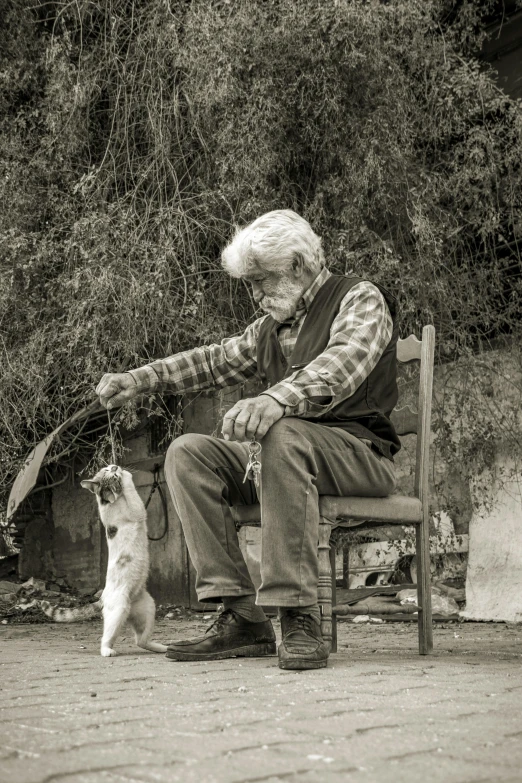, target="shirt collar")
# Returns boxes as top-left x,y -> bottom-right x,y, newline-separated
295,266 -> 331,316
